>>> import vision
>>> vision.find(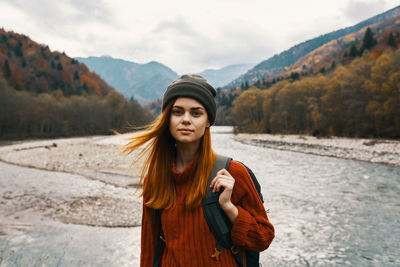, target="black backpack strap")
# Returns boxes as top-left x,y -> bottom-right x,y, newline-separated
202,154 -> 244,266
202,155 -> 232,247
152,209 -> 165,267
